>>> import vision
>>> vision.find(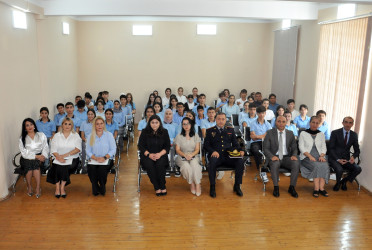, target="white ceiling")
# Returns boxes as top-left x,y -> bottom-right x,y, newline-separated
28,0 -> 372,22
